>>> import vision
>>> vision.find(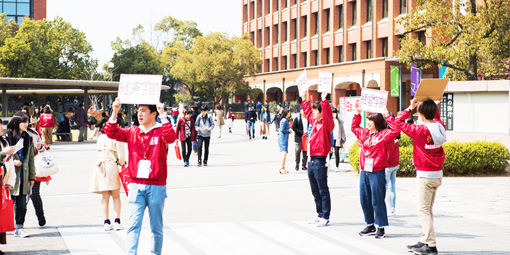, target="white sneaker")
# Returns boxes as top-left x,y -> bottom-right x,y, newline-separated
308,217 -> 321,224
316,218 -> 330,227
113,222 -> 123,231
14,229 -> 29,238
104,223 -> 113,231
